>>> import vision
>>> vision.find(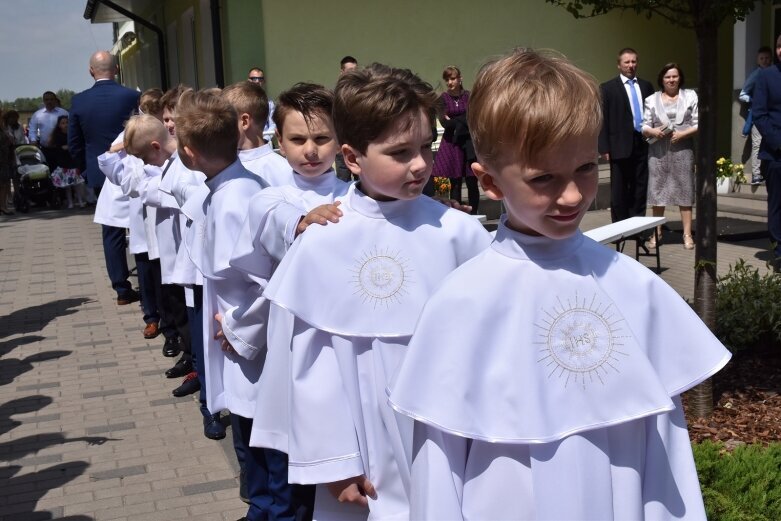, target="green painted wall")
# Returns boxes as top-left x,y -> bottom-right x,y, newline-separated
258,0 -> 701,97
221,0 -> 266,85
